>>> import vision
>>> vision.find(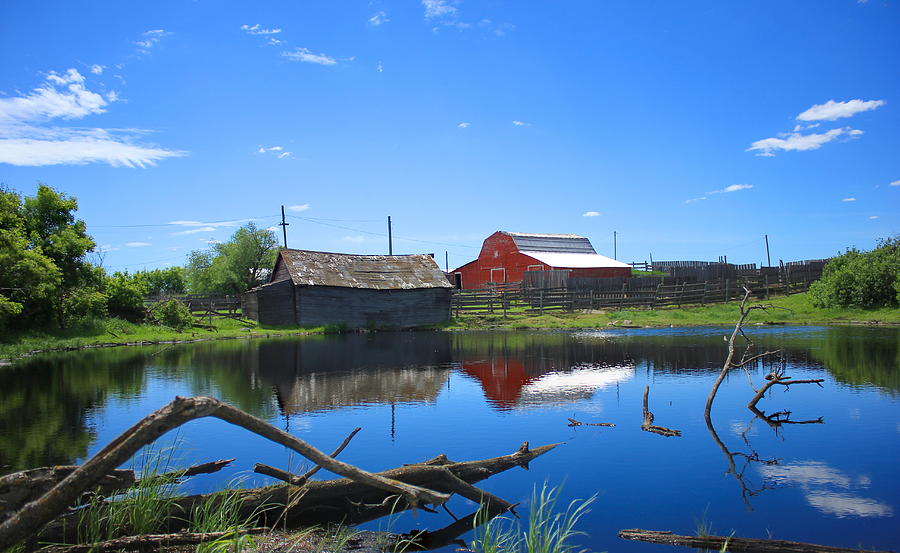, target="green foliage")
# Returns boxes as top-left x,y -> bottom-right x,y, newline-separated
186,222 -> 279,295
0,184 -> 102,329
152,299 -> 194,330
135,266 -> 187,296
809,237 -> 900,309
473,483 -> 595,553
105,272 -> 148,321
